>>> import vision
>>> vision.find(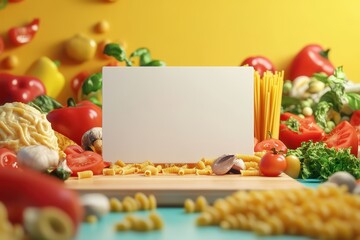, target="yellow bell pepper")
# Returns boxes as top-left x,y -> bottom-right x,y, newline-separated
26,57 -> 65,99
